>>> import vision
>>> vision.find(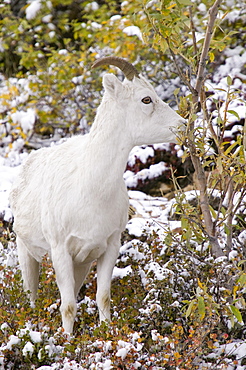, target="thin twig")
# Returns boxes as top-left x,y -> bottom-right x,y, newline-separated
243,116 -> 246,161
167,42 -> 198,96
194,0 -> 223,96
189,6 -> 198,70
